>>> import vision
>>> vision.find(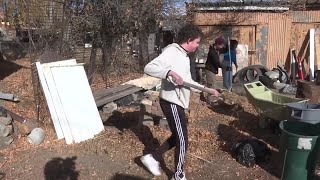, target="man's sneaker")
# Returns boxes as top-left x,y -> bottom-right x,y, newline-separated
171,172 -> 187,180
140,154 -> 161,176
